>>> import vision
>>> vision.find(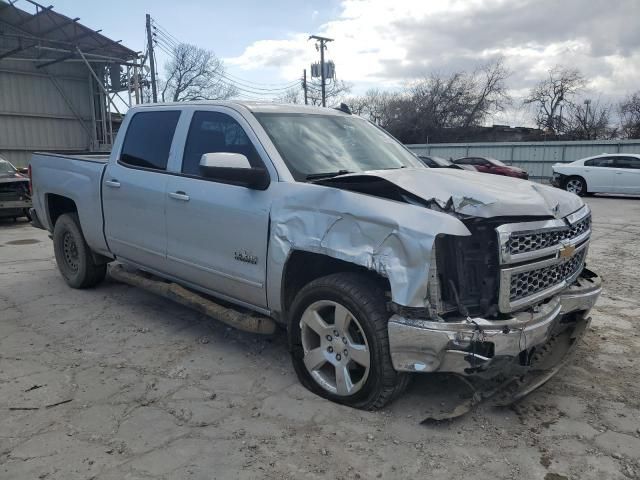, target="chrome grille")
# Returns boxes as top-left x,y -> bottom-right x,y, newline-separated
510,249 -> 586,301
507,215 -> 591,255
496,205 -> 591,313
